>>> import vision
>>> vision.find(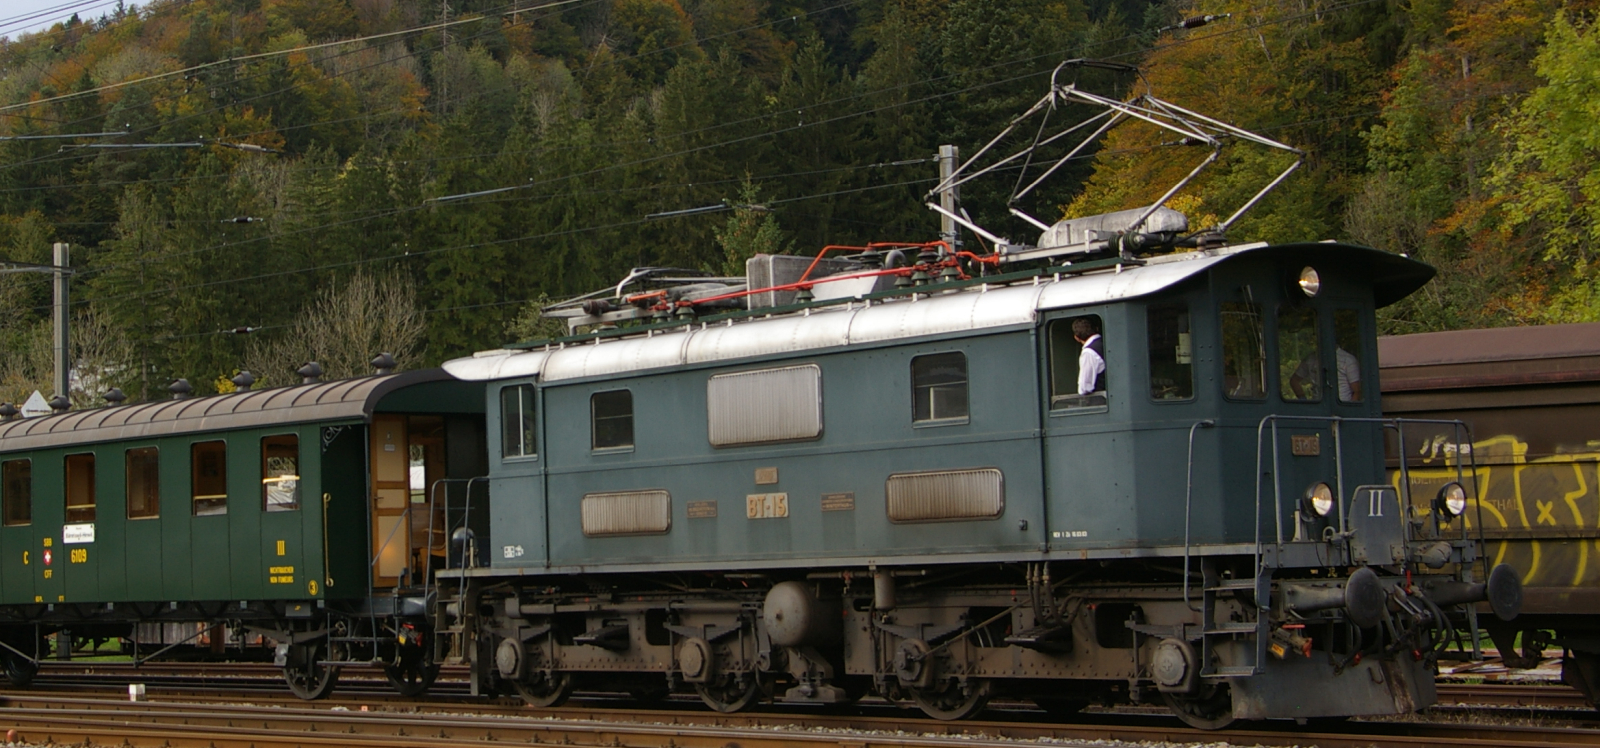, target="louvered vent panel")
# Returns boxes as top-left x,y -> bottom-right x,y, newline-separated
885,468 -> 1004,522
581,490 -> 672,537
707,365 -> 822,447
